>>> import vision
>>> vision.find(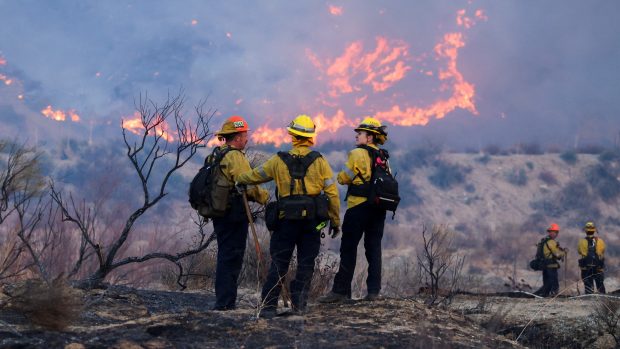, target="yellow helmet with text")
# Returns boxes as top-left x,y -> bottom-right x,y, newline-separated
287,114 -> 316,138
